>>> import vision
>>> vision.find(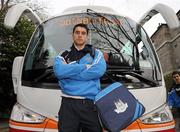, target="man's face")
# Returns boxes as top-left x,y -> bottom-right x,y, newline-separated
173,73 -> 180,84
73,26 -> 88,46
